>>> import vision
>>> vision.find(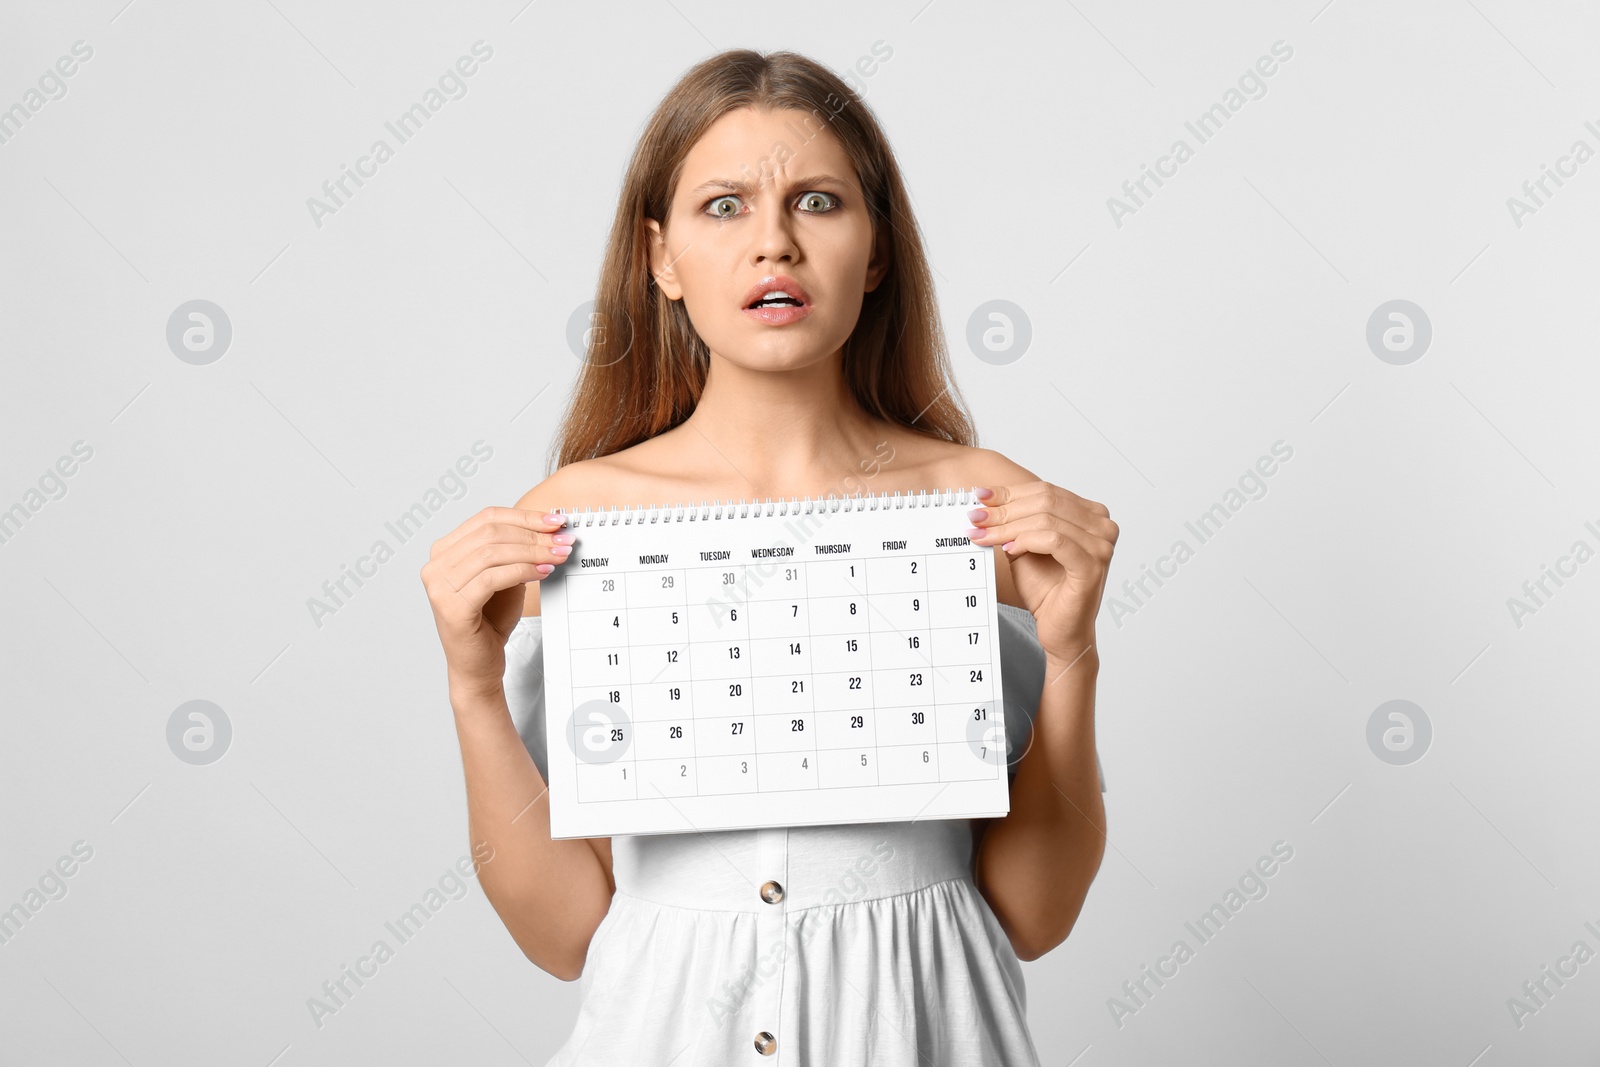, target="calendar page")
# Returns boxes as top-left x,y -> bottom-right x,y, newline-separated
537,488 -> 1010,839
